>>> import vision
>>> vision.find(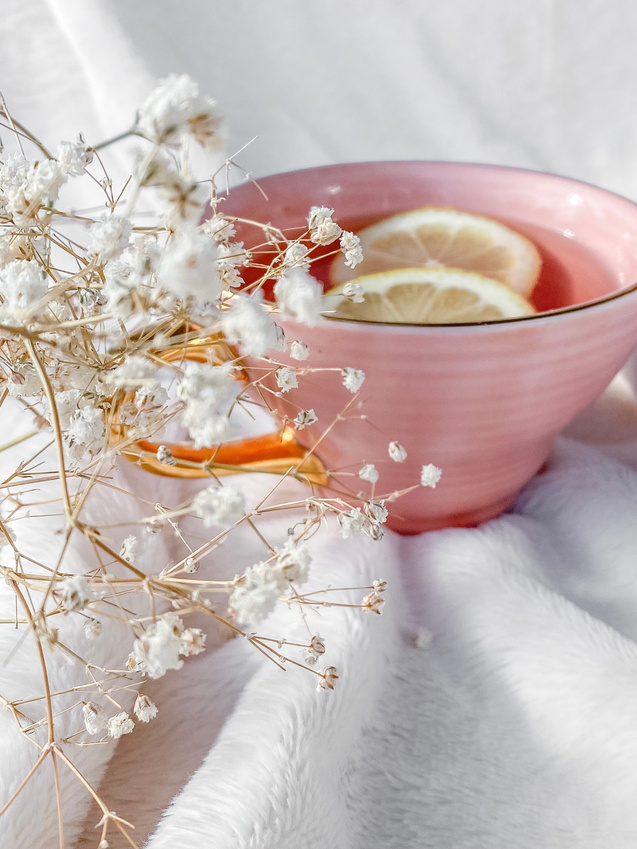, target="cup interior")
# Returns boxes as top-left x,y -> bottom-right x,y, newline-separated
222,162 -> 637,315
